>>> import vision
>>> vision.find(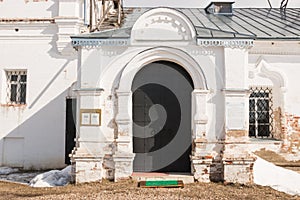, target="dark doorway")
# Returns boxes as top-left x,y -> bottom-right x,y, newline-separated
132,61 -> 193,172
65,98 -> 77,164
